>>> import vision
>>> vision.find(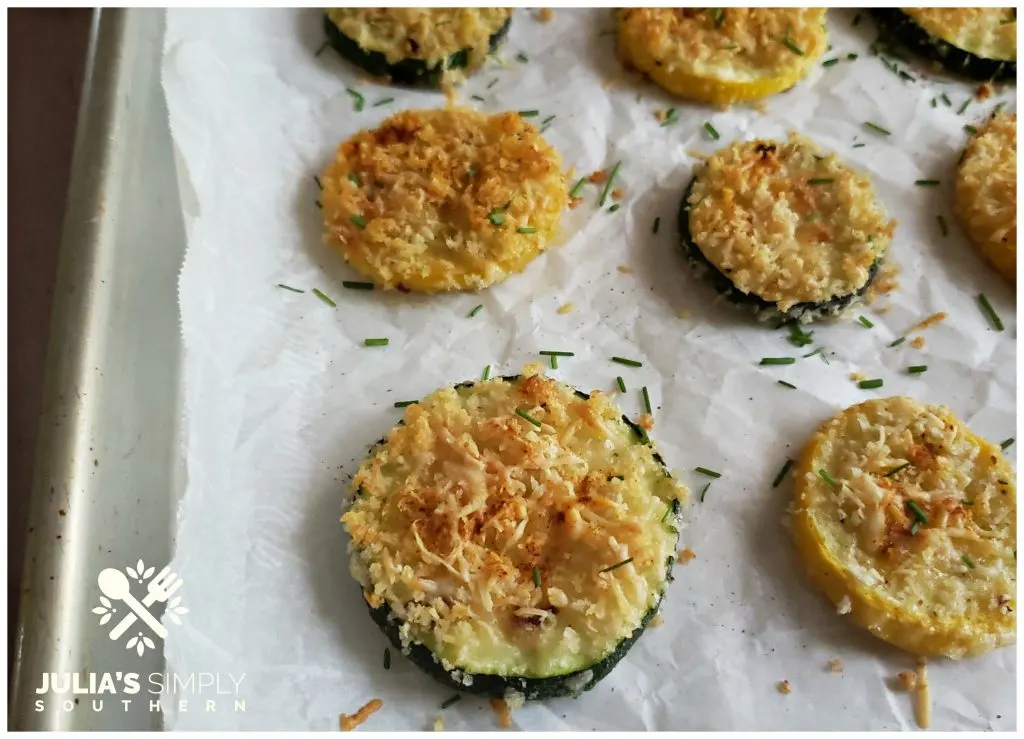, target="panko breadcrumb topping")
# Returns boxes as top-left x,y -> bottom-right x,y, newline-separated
321,108 -> 566,293
777,680 -> 792,695
688,133 -> 894,311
